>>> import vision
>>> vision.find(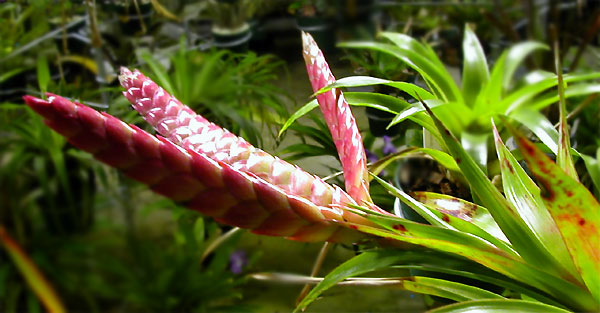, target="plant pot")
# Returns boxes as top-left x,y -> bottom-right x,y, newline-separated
212,23 -> 252,52
296,15 -> 335,53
